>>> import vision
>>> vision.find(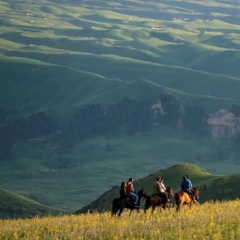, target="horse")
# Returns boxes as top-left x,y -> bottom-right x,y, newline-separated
175,187 -> 200,211
144,186 -> 174,213
112,188 -> 147,217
